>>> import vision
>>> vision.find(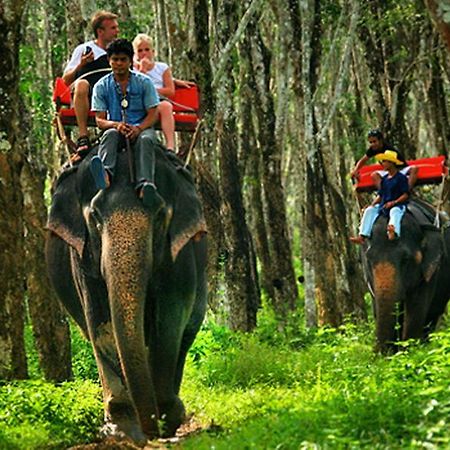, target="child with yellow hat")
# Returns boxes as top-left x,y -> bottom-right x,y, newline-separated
350,149 -> 410,243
